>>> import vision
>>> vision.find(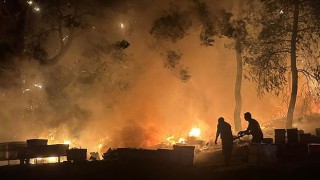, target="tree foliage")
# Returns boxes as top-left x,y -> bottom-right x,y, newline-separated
150,0 -> 250,130
244,0 -> 320,127
149,0 -> 236,82
245,0 -> 320,95
24,0 -> 92,65
150,4 -> 192,43
192,0 -> 235,45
